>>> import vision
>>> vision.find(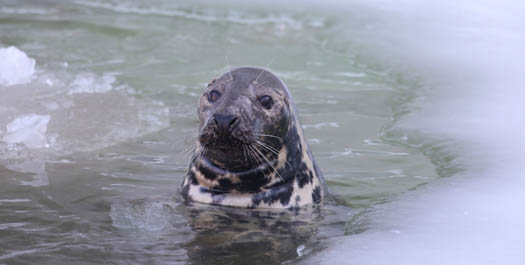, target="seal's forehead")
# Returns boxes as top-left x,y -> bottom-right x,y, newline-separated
218,67 -> 288,93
